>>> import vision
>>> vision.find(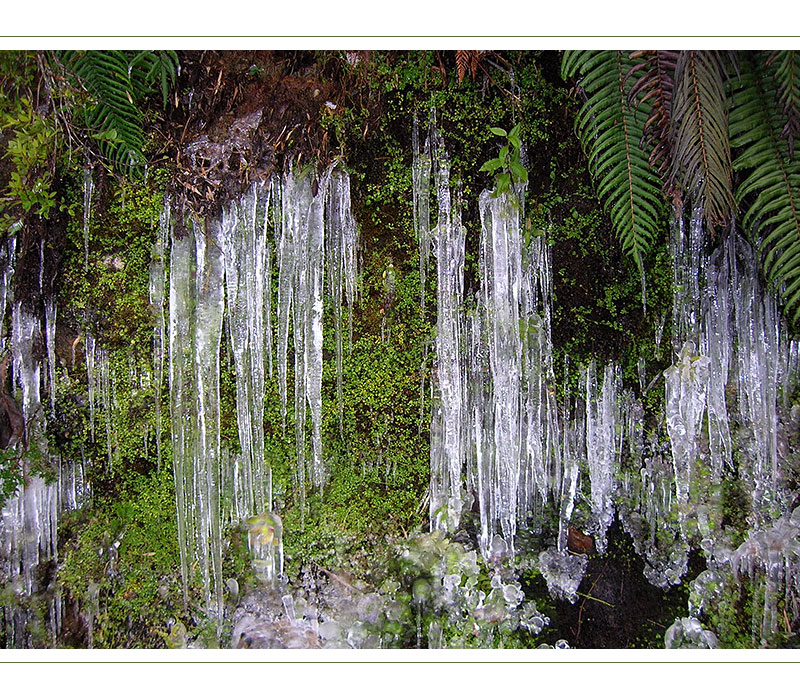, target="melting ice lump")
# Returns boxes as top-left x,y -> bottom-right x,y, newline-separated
536,547 -> 588,604
246,512 -> 284,585
396,531 -> 550,647
665,617 -> 719,649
